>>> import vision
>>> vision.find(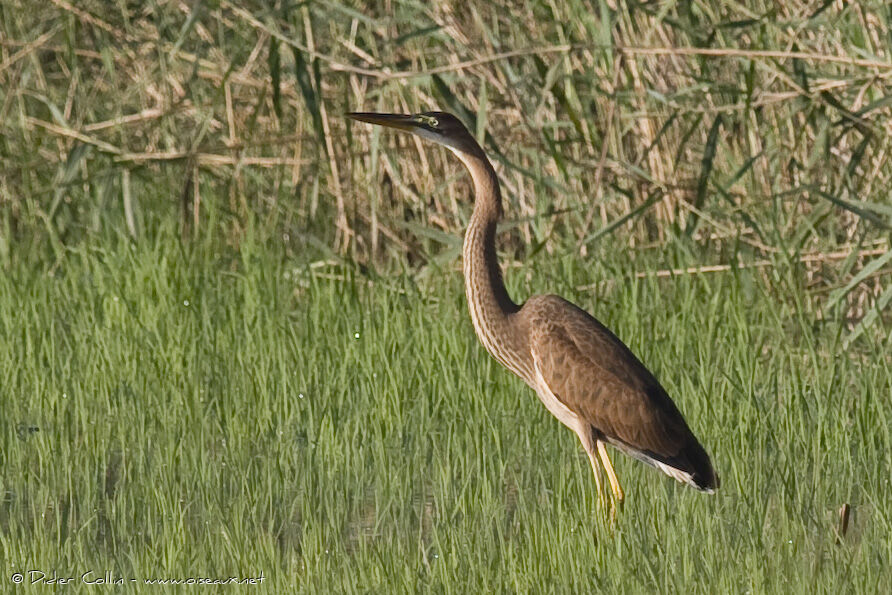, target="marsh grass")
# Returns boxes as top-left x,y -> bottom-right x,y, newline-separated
1,0 -> 891,592
1,225 -> 890,591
